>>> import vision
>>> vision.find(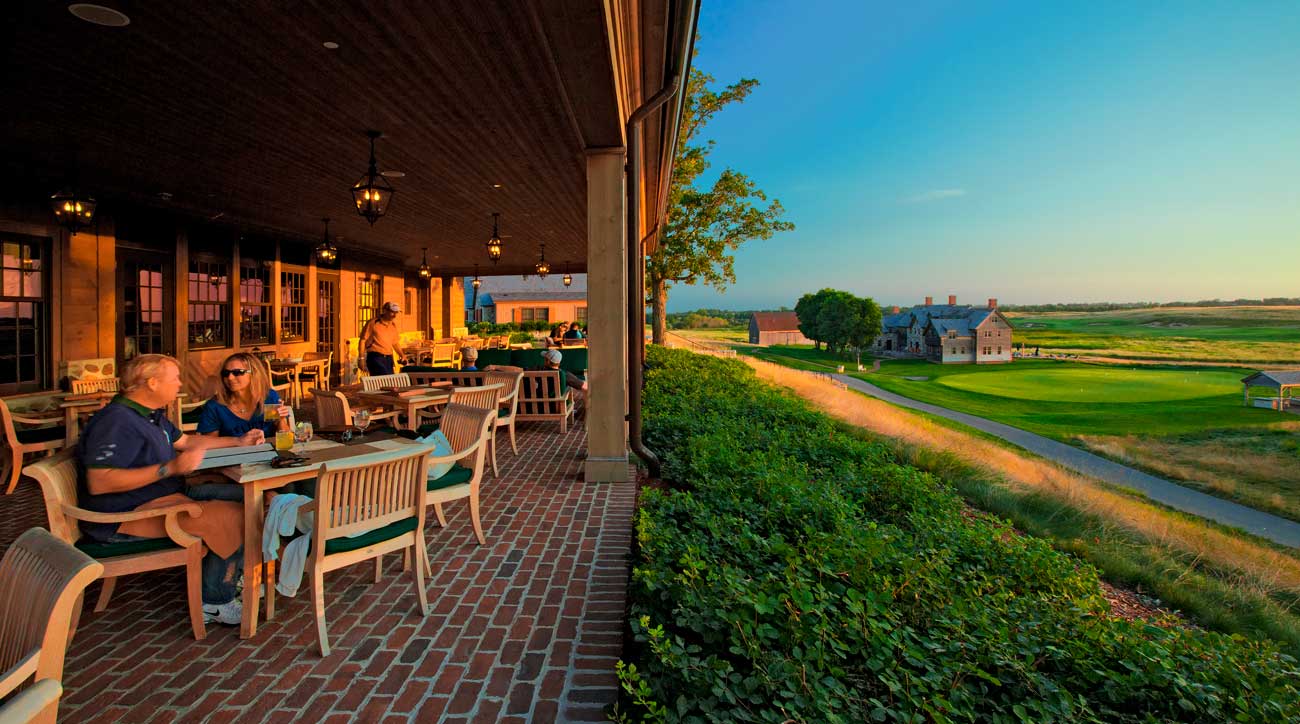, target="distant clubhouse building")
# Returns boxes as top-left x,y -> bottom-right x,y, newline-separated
874,295 -> 1014,364
748,311 -> 811,346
